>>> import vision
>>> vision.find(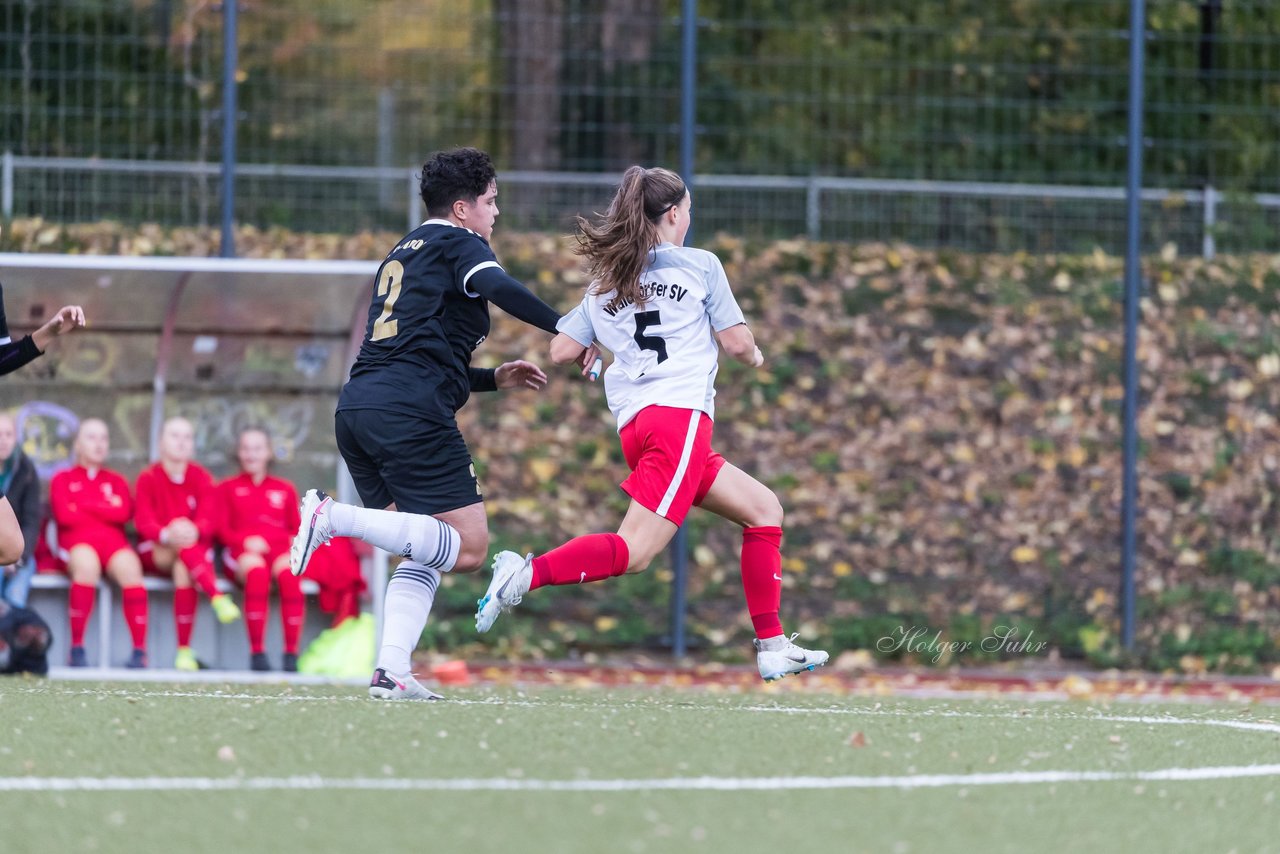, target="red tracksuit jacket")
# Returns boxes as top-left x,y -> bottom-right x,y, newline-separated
50,465 -> 133,543
201,473 -> 300,554
134,461 -> 216,544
